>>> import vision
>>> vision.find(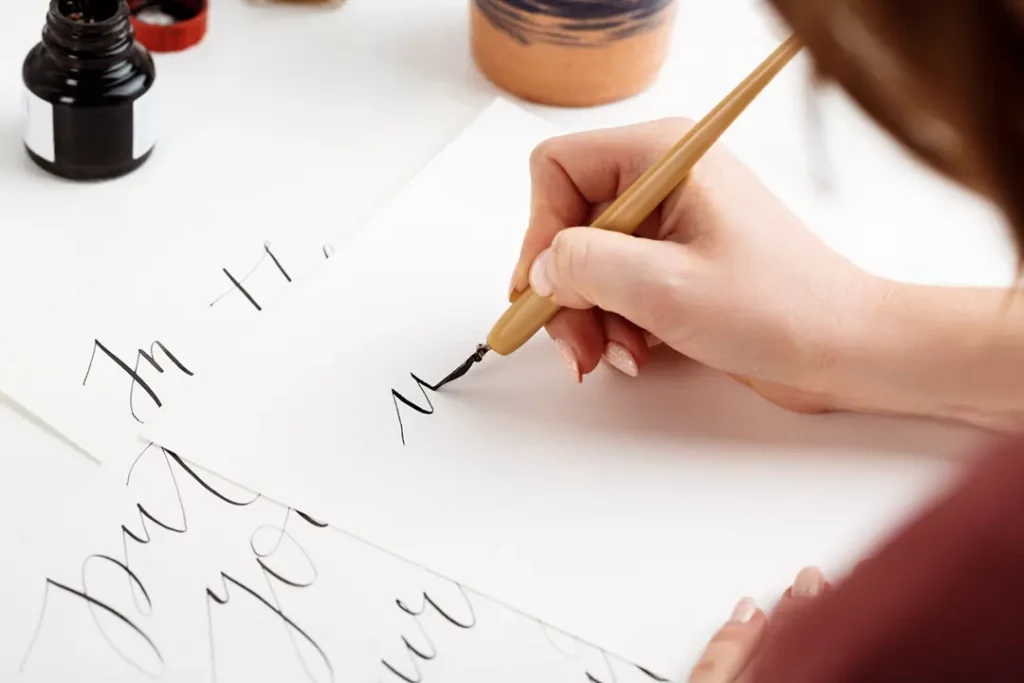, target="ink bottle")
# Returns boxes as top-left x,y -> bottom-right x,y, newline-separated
22,0 -> 157,181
